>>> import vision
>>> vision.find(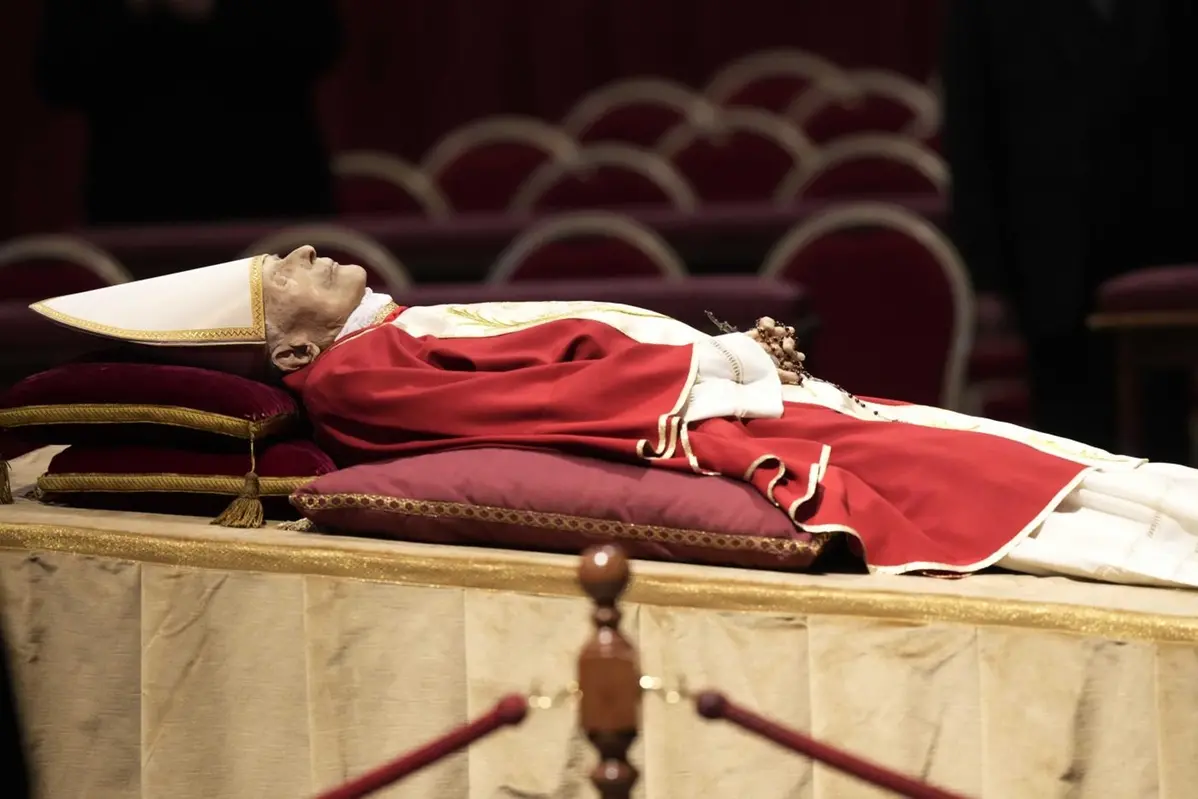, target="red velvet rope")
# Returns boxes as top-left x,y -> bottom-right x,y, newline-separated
694,691 -> 968,799
313,694 -> 528,799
